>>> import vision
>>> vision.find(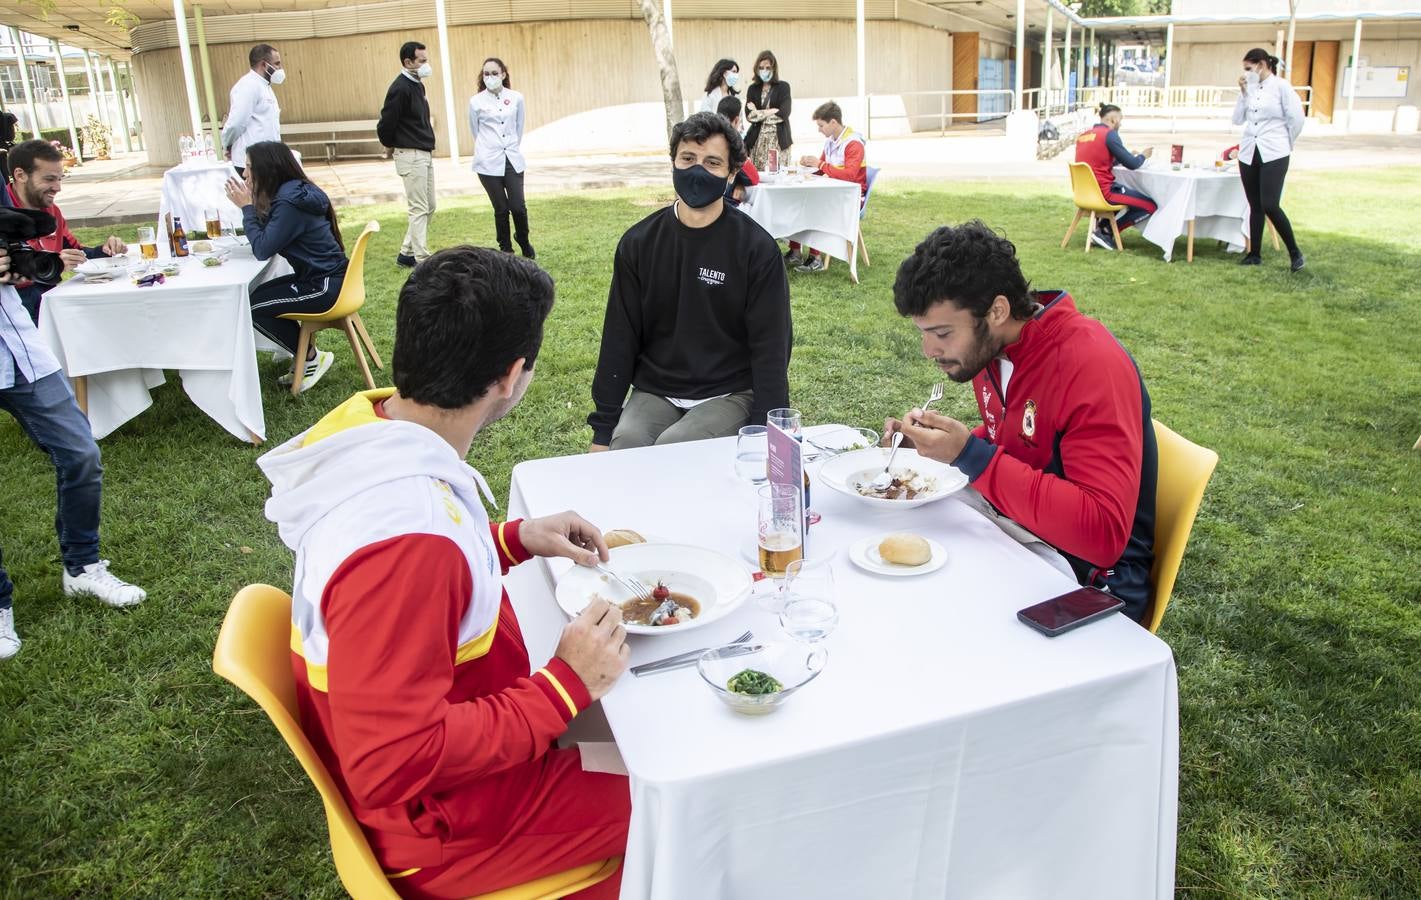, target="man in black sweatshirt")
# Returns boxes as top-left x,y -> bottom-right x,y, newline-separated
589,112 -> 792,451
377,41 -> 437,267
